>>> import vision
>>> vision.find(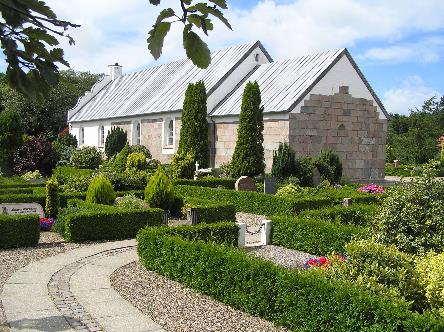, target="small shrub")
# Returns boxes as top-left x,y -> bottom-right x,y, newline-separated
13,136 -> 57,176
105,127 -> 127,158
85,175 -> 116,205
63,174 -> 92,192
110,143 -> 130,172
115,195 -> 149,209
126,152 -> 147,171
316,149 -> 342,184
52,166 -> 94,185
45,178 -> 59,217
294,156 -> 314,186
70,146 -> 102,169
275,183 -> 304,198
171,150 -> 195,179
128,145 -> 152,159
416,252 -> 444,315
0,214 -> 40,248
357,183 -> 385,194
375,166 -> 444,254
271,142 -> 296,180
21,170 -> 42,181
145,168 -> 174,210
183,198 -> 236,223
